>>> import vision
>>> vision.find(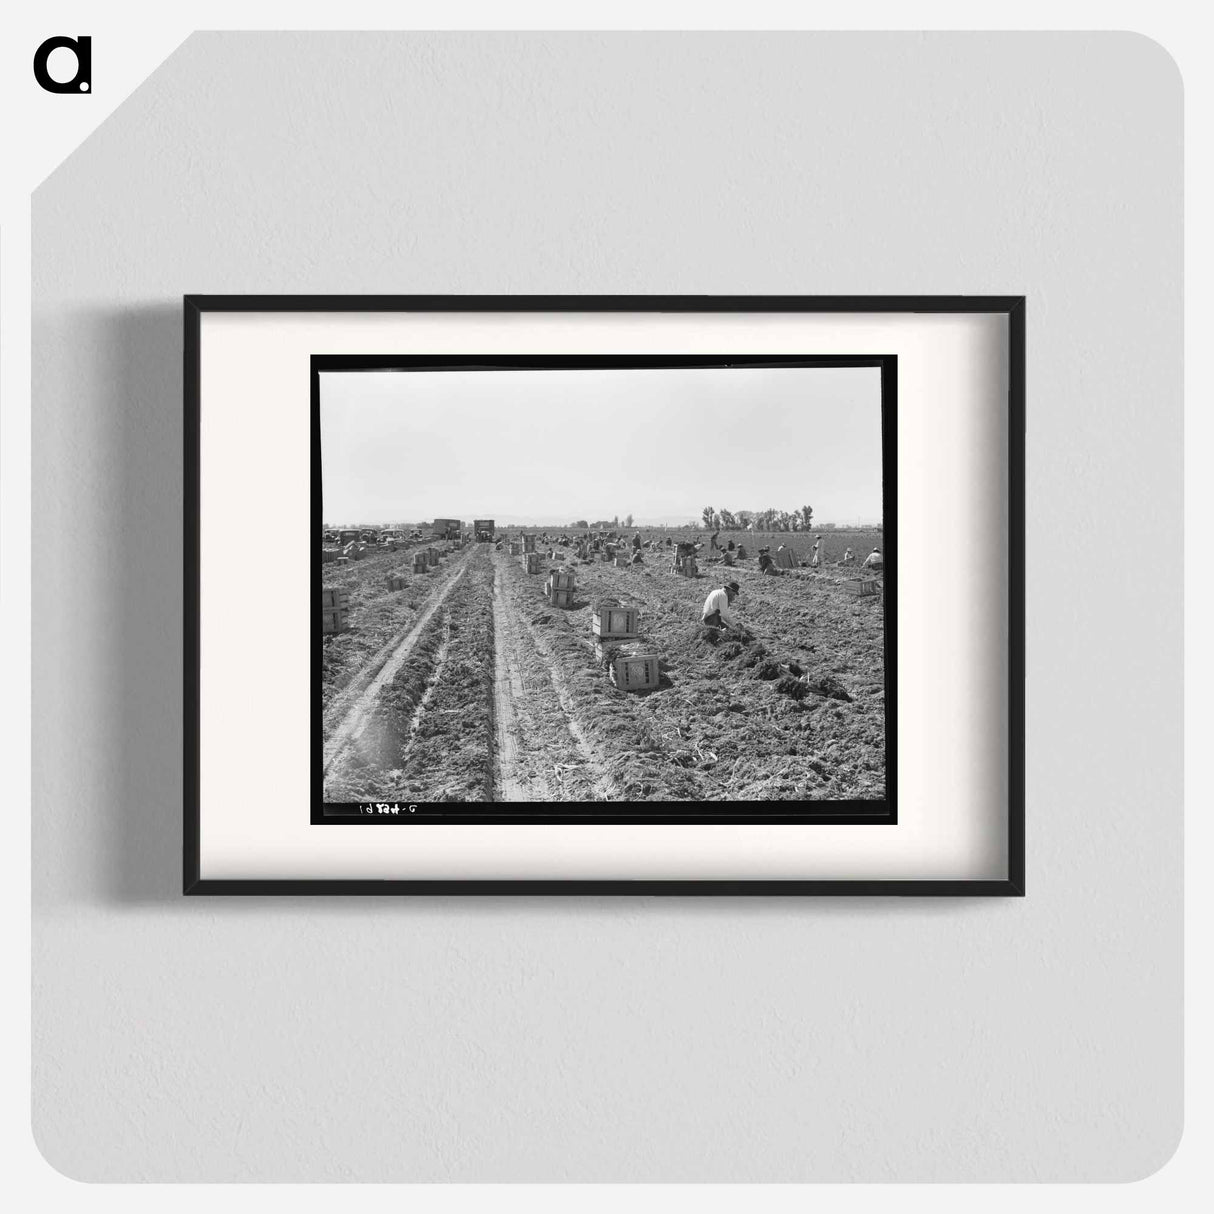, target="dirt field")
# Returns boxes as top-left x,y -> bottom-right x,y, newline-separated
320,536 -> 886,805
